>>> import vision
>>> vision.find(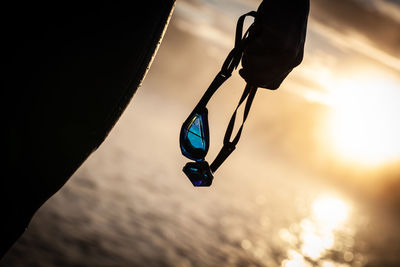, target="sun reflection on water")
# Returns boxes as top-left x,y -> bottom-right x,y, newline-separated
281,194 -> 354,267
